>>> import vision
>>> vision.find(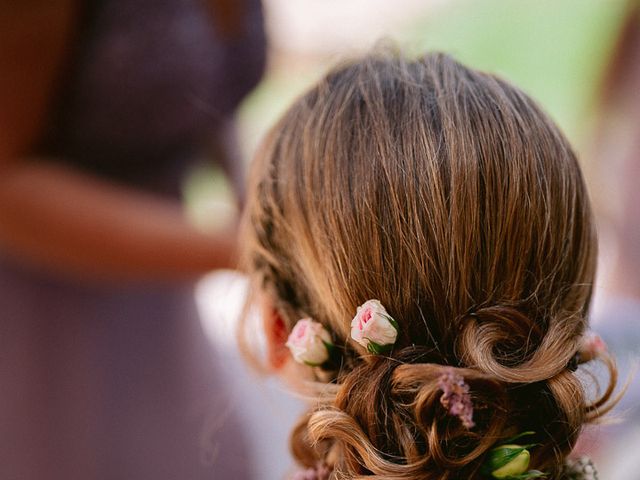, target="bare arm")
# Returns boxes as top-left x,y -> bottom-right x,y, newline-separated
0,1 -> 237,281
